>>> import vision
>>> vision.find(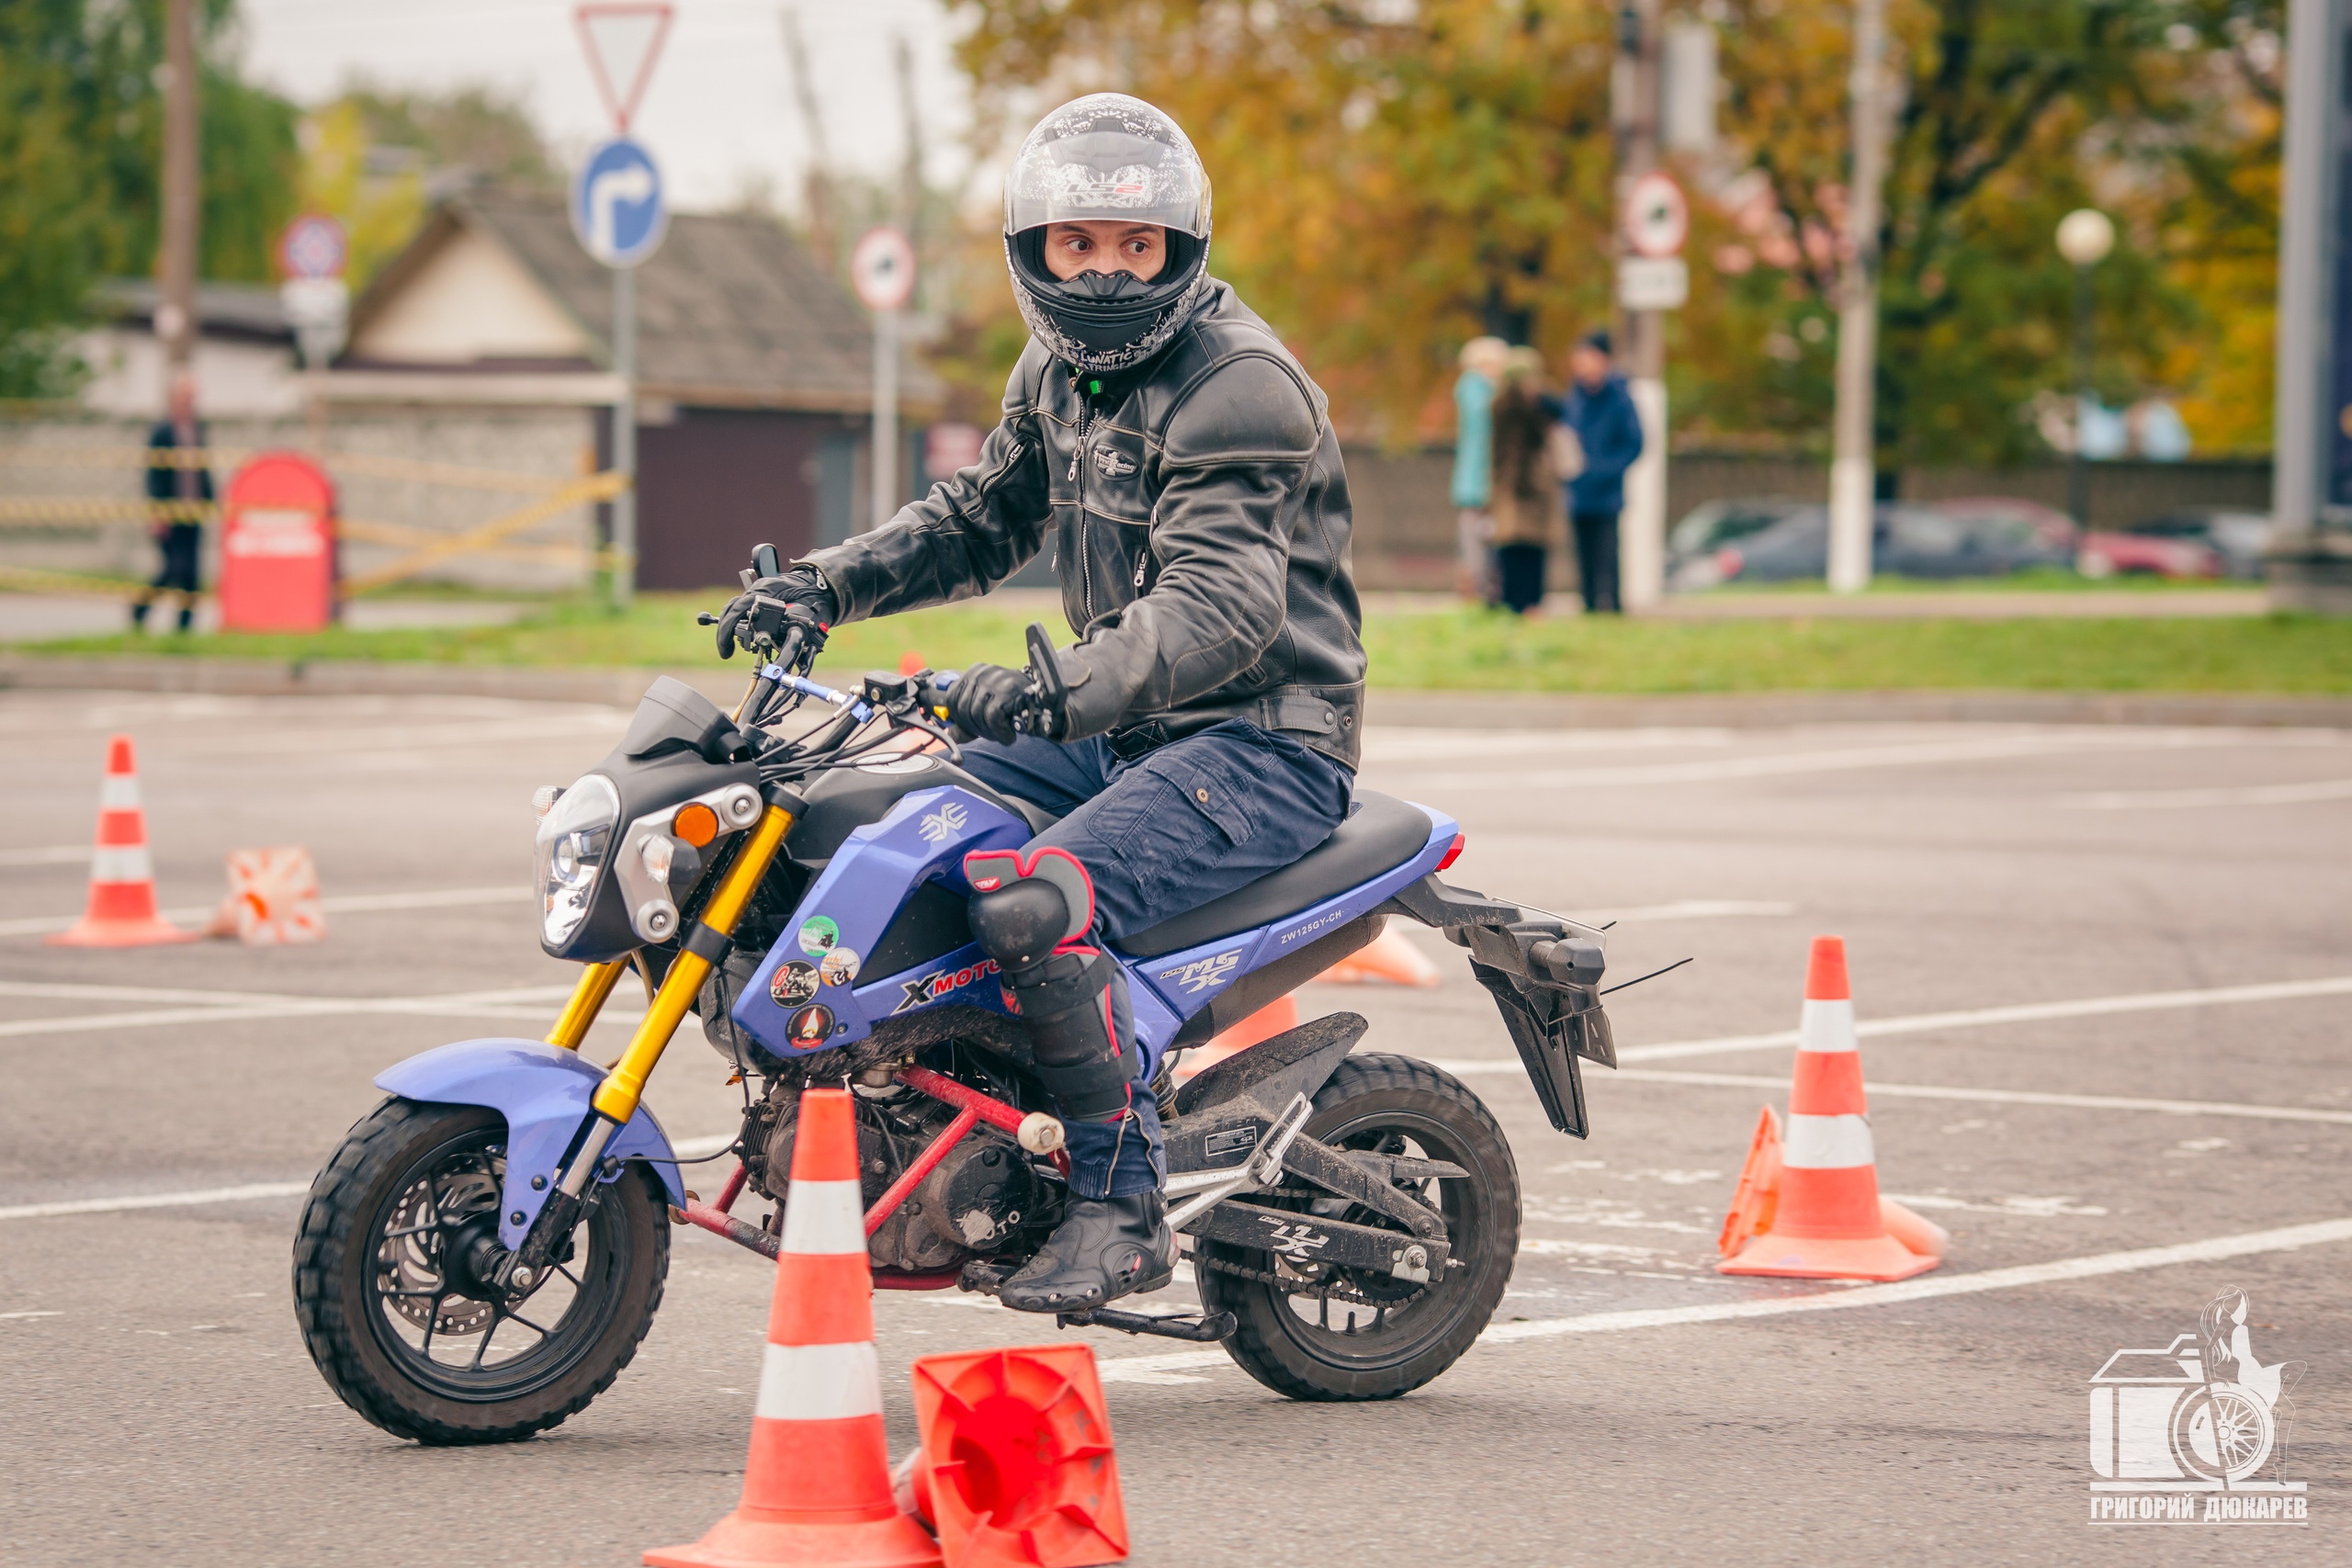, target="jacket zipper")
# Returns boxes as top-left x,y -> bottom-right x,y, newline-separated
1069,389 -> 1096,615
